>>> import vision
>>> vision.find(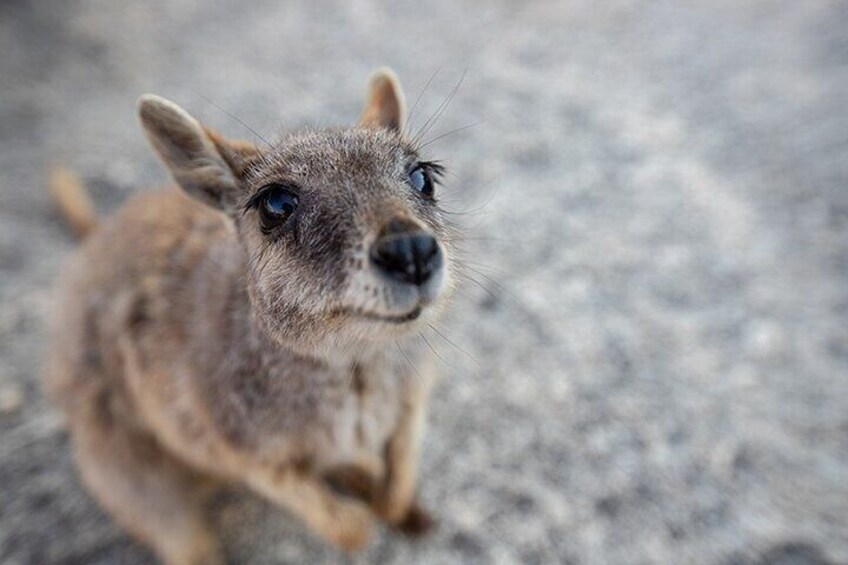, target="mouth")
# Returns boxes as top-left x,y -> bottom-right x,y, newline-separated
344,305 -> 423,324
